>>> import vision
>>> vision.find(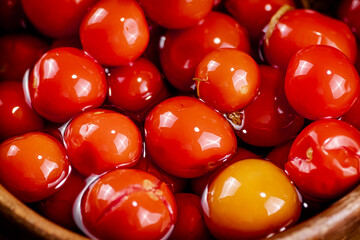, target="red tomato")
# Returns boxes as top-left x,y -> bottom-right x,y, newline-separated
341,95 -> 360,130
160,11 -> 250,91
0,0 -> 27,31
338,0 -> 360,39
195,48 -> 260,113
38,171 -> 86,230
137,0 -> 213,29
169,193 -> 211,240
225,0 -> 295,41
108,57 -> 169,117
285,119 -> 360,200
21,0 -> 98,38
0,81 -> 44,141
264,9 -> 357,70
266,139 -> 294,169
0,34 -> 48,81
29,47 -> 107,123
78,169 -> 177,240
145,96 -> 237,178
0,132 -> 70,202
50,37 -> 82,49
80,0 -> 149,66
285,45 -> 359,120
64,109 -> 142,176
237,65 -> 304,146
